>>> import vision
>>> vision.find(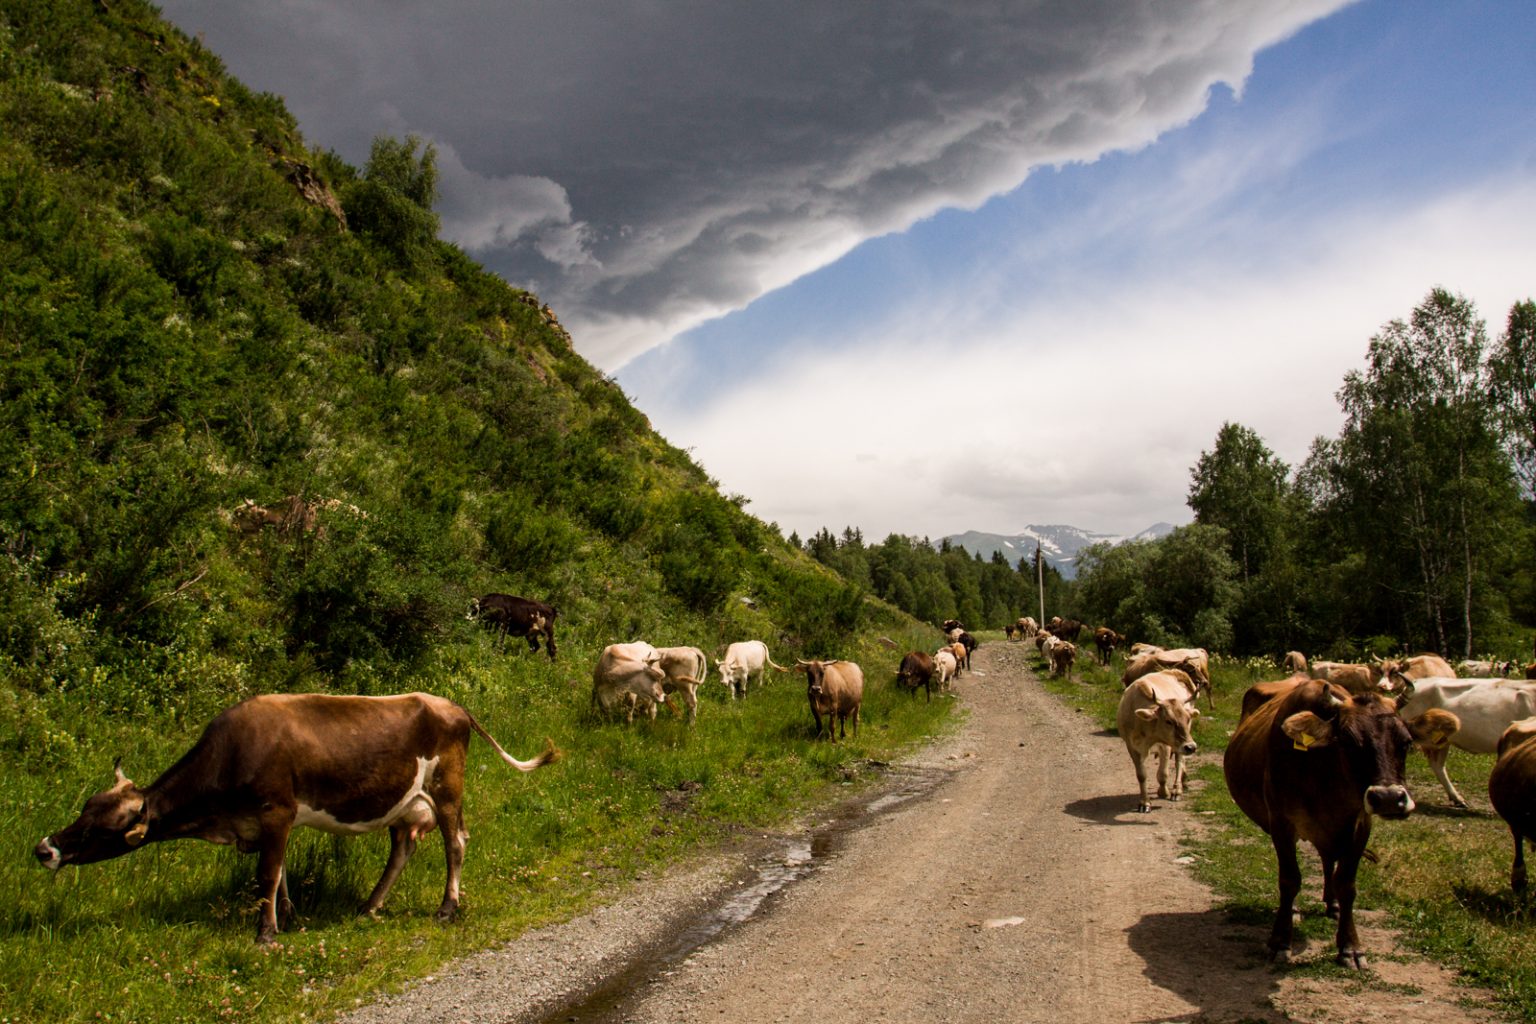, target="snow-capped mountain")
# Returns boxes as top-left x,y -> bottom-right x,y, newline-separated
943,522 -> 1178,579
